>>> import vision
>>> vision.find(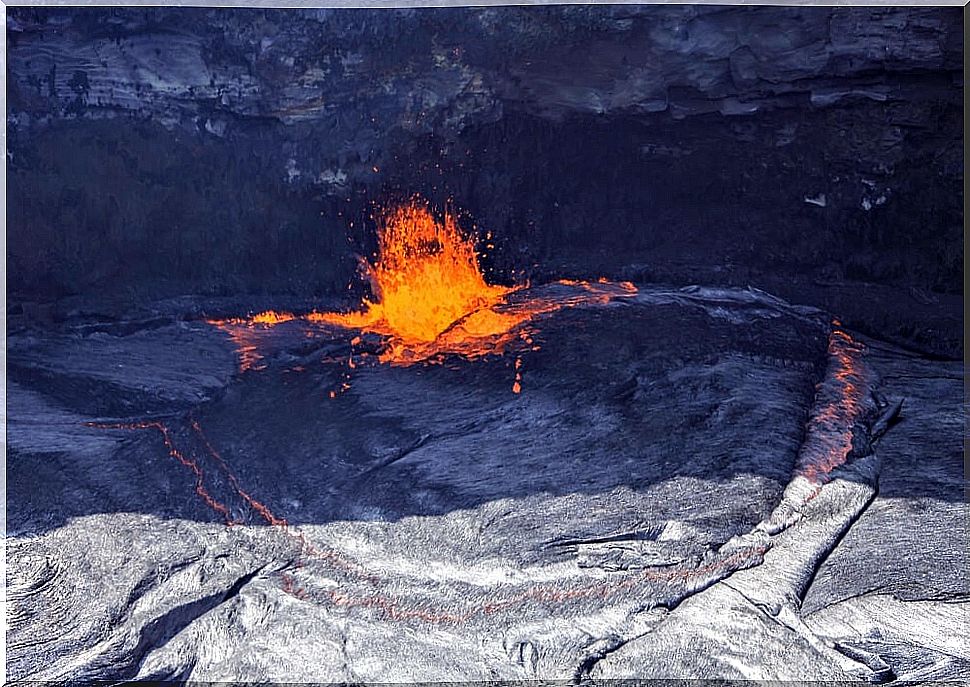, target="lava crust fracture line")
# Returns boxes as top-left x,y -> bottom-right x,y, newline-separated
798,324 -> 870,484
190,418 -> 288,528
189,418 -> 378,580
86,420 -> 237,526
84,319 -> 873,633
89,418 -> 377,583
282,323 -> 875,623
308,543 -> 771,625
